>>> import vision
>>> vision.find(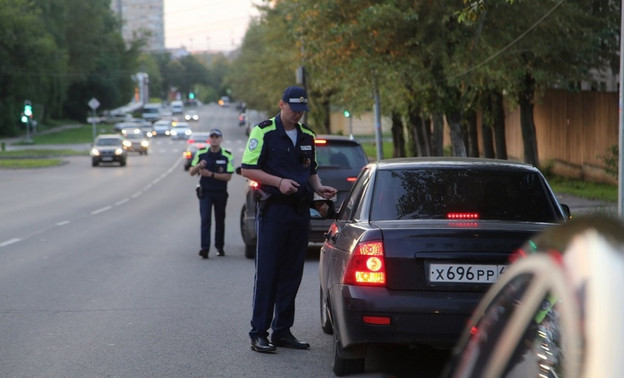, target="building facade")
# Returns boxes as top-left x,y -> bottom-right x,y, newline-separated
111,0 -> 165,51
